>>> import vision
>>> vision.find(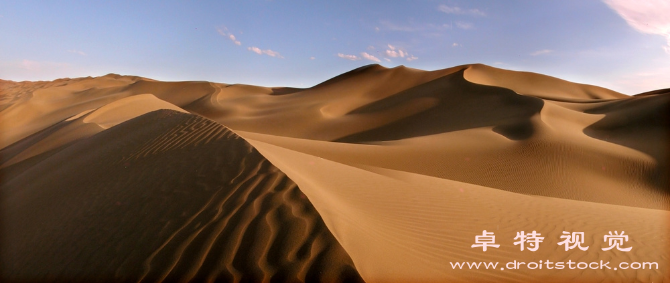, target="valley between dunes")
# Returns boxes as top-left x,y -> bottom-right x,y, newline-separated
1,64 -> 668,282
